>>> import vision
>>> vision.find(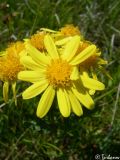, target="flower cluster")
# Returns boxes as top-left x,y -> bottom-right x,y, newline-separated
0,24 -> 108,118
